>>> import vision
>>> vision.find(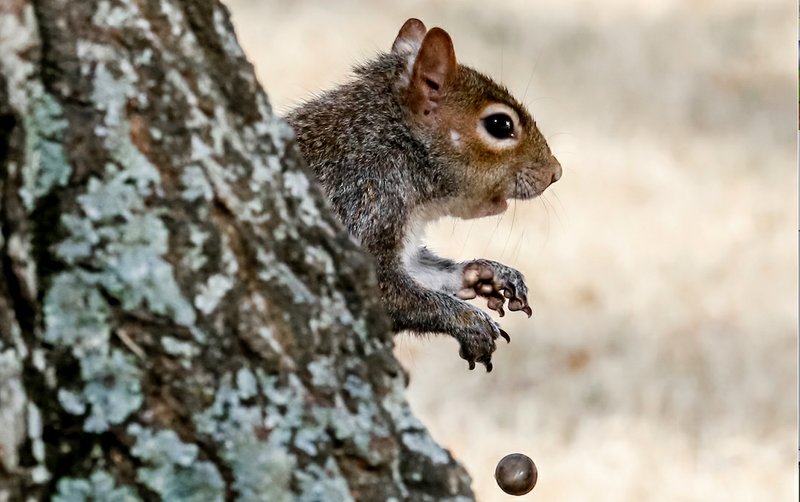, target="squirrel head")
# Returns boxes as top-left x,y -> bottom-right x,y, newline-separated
392,18 -> 562,219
